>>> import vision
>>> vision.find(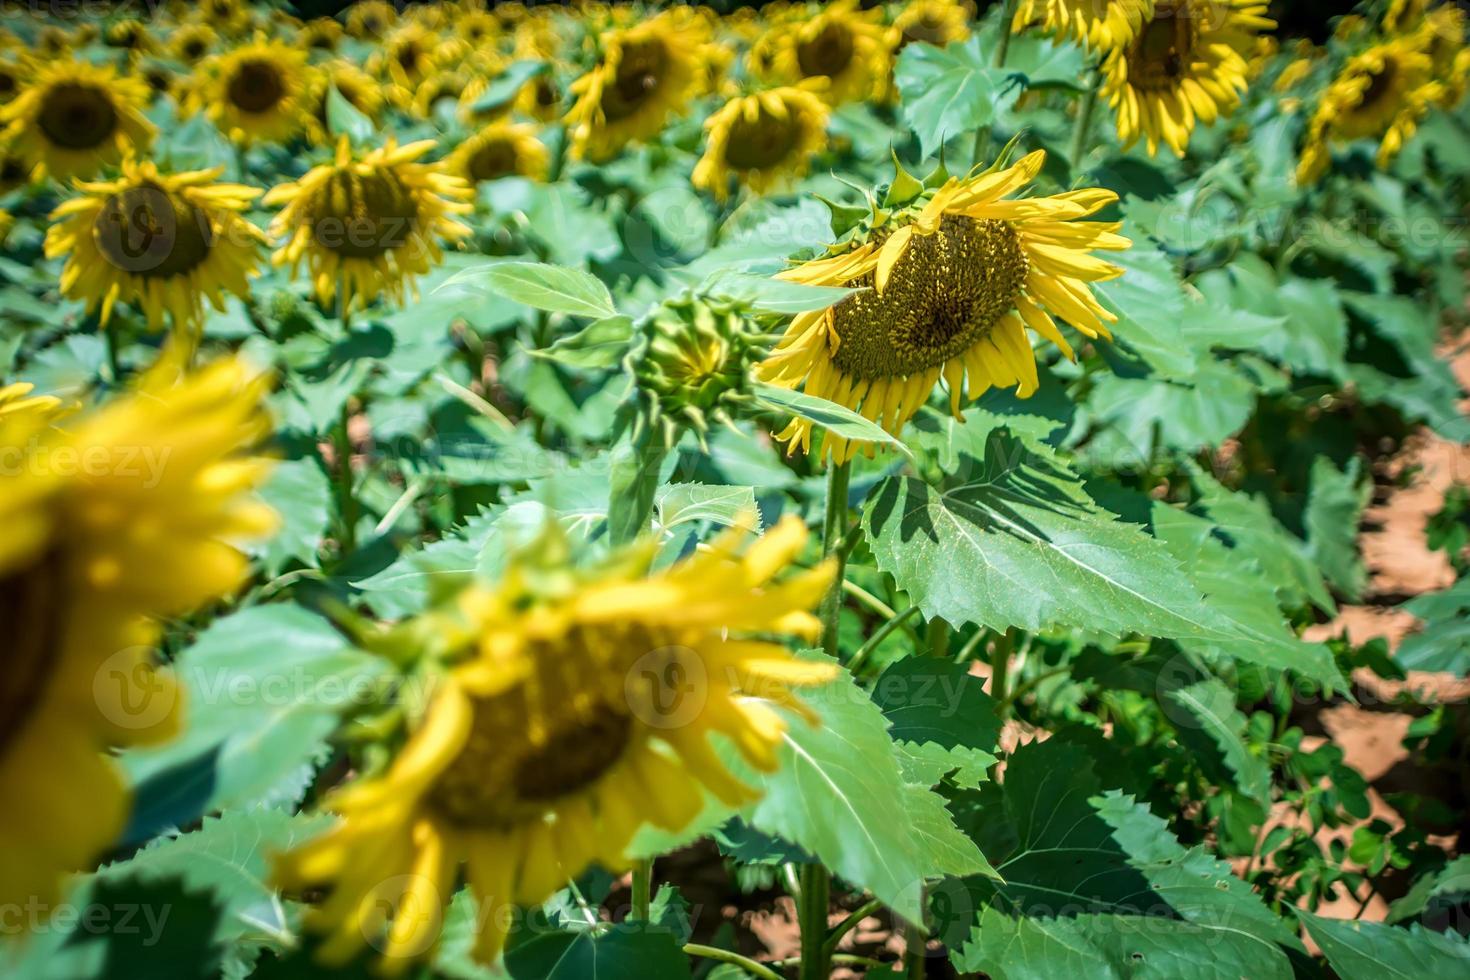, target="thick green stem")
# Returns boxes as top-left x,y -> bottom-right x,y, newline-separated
334,403 -> 357,553
824,898 -> 884,956
819,460 -> 852,660
925,618 -> 951,659
904,916 -> 928,979
848,605 -> 922,674
798,862 -> 832,980
630,857 -> 652,922
994,0 -> 1019,68
990,628 -> 1015,707
1069,72 -> 1101,174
